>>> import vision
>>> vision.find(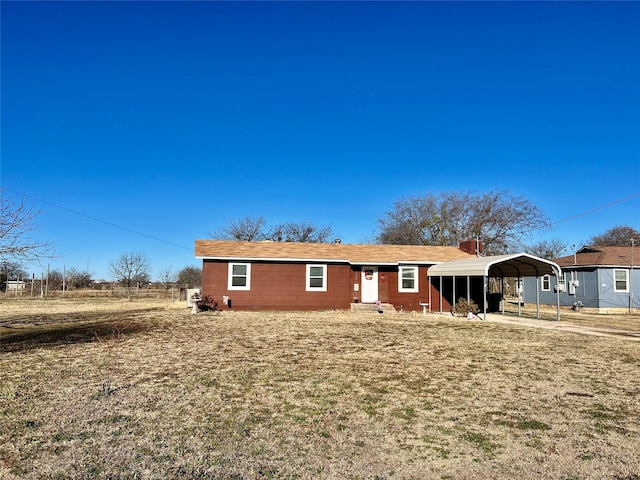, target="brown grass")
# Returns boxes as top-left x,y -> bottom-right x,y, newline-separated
1,298 -> 639,479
